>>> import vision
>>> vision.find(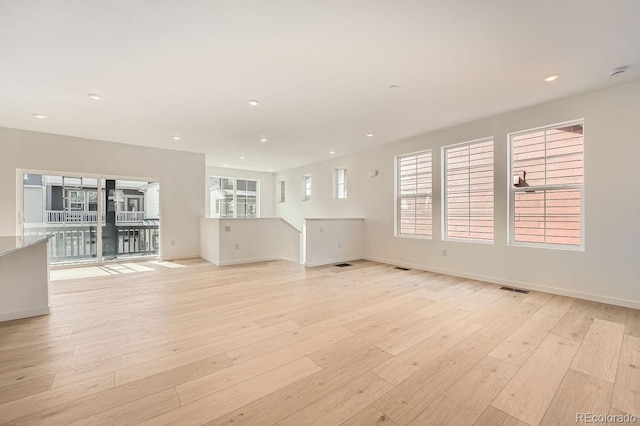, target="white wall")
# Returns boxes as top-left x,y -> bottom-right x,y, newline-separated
0,127 -> 205,260
0,240 -> 50,321
200,217 -> 220,265
201,217 -> 301,266
276,80 -> 640,308
205,166 -> 275,218
304,218 -> 364,267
